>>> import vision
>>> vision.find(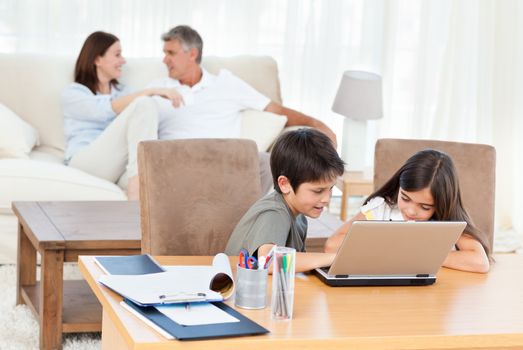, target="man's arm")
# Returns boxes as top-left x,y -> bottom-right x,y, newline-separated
265,102 -> 337,147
